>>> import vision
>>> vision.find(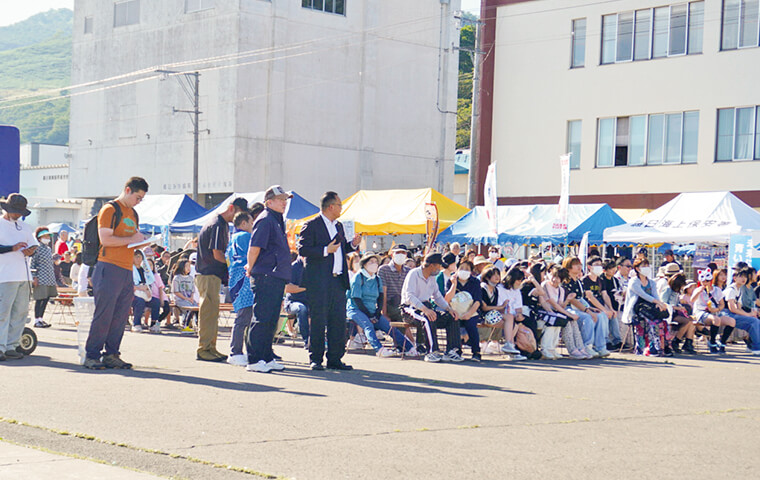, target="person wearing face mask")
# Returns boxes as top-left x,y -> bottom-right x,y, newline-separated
722,268 -> 760,356
479,266 -> 507,354
691,268 -> 734,354
562,256 -> 608,359
621,257 -> 672,356
444,260 -> 482,362
436,253 -> 458,295
0,194 -> 39,361
488,246 -> 505,273
540,265 -> 579,359
581,256 -> 613,357
347,254 -> 417,357
378,245 -> 413,325
400,253 -> 462,362
30,227 -> 57,329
